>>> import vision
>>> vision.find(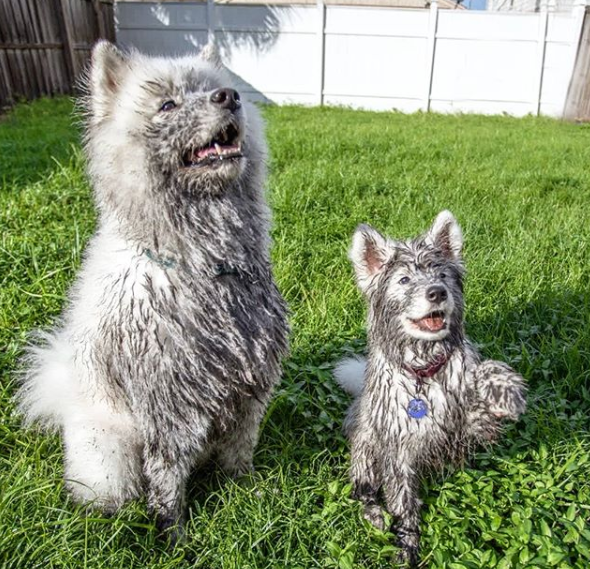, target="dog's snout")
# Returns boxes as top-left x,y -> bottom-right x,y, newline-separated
426,285 -> 447,304
210,88 -> 241,112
